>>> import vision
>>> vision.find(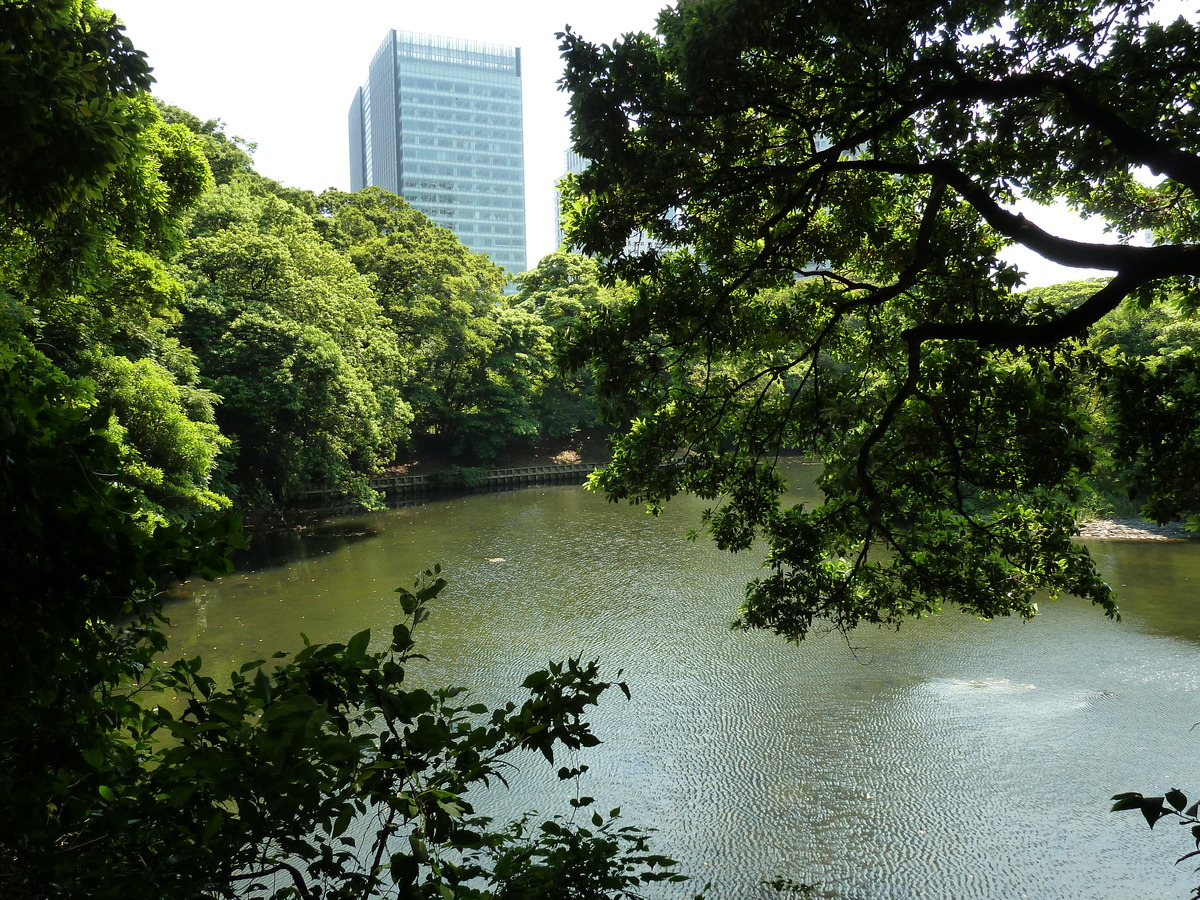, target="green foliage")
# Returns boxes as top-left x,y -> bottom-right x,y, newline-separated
2,562 -> 696,899
489,808 -> 695,898
1022,280 -> 1200,523
319,187 -> 507,327
456,464 -> 492,489
513,252 -> 620,439
1088,294 -> 1200,524
1106,347 -> 1200,523
90,351 -> 229,518
157,103 -> 258,187
0,316 -> 243,896
514,252 -> 615,334
0,48 -> 227,519
557,0 -> 1200,641
319,188 -> 524,460
1,96 -> 212,338
440,301 -> 553,462
0,317 -> 235,623
175,179 -> 410,502
320,192 -> 612,464
0,0 -> 153,221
